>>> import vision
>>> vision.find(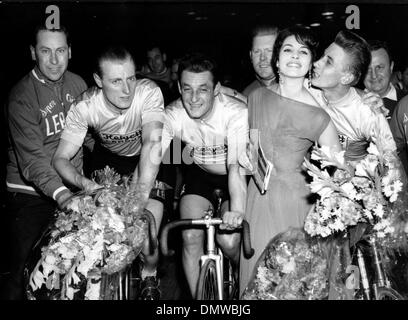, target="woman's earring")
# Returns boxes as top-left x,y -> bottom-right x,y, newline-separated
307,69 -> 312,89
